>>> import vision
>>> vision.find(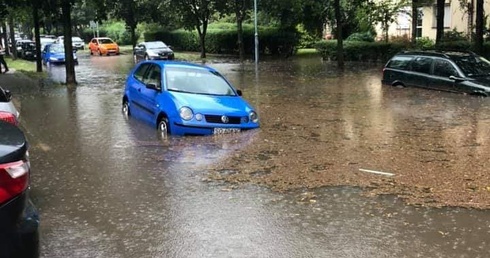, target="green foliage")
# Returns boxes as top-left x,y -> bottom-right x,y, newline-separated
415,37 -> 435,50
80,21 -> 140,45
435,41 -> 472,51
315,40 -> 406,62
144,23 -> 299,57
346,32 -> 374,42
441,29 -> 467,42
